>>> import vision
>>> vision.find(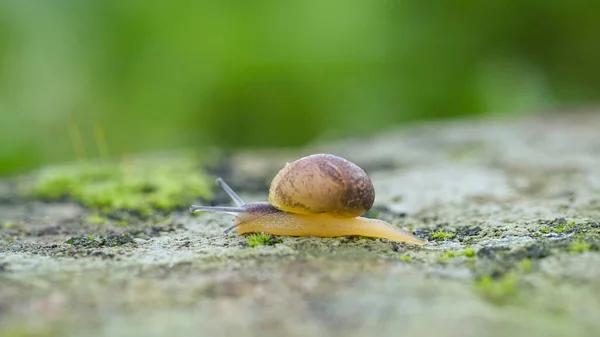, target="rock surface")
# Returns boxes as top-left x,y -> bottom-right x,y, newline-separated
1,111 -> 600,337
